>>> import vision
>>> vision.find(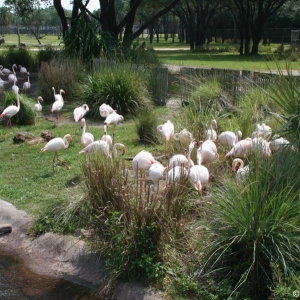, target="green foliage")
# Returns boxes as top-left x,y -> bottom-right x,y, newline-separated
0,46 -> 36,71
199,150 -> 300,299
1,92 -> 35,126
134,107 -> 159,144
79,64 -> 151,119
64,17 -> 101,66
36,45 -> 58,68
38,57 -> 87,104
